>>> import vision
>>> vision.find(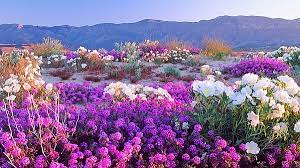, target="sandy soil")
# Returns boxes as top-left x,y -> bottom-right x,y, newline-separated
42,55 -> 244,85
